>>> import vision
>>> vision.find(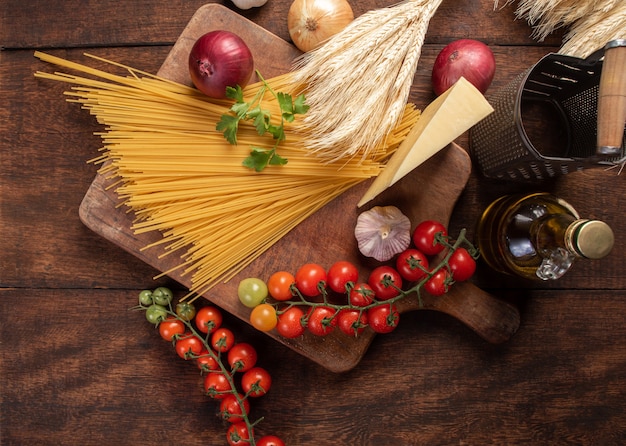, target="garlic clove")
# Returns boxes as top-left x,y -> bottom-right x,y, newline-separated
355,206 -> 411,262
231,0 -> 268,10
